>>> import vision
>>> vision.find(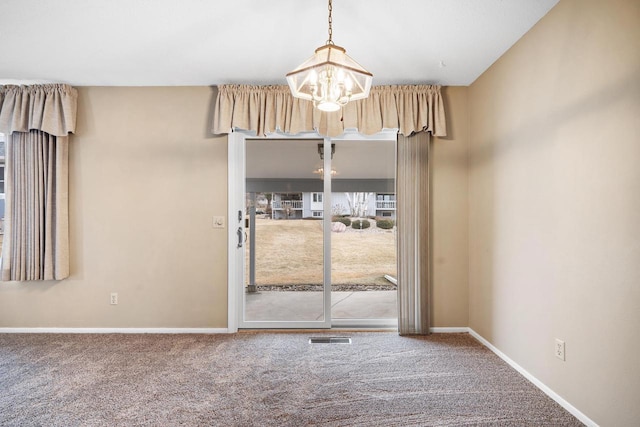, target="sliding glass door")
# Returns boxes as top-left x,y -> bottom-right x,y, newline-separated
240,138 -> 332,328
330,139 -> 397,327
230,130 -> 398,330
